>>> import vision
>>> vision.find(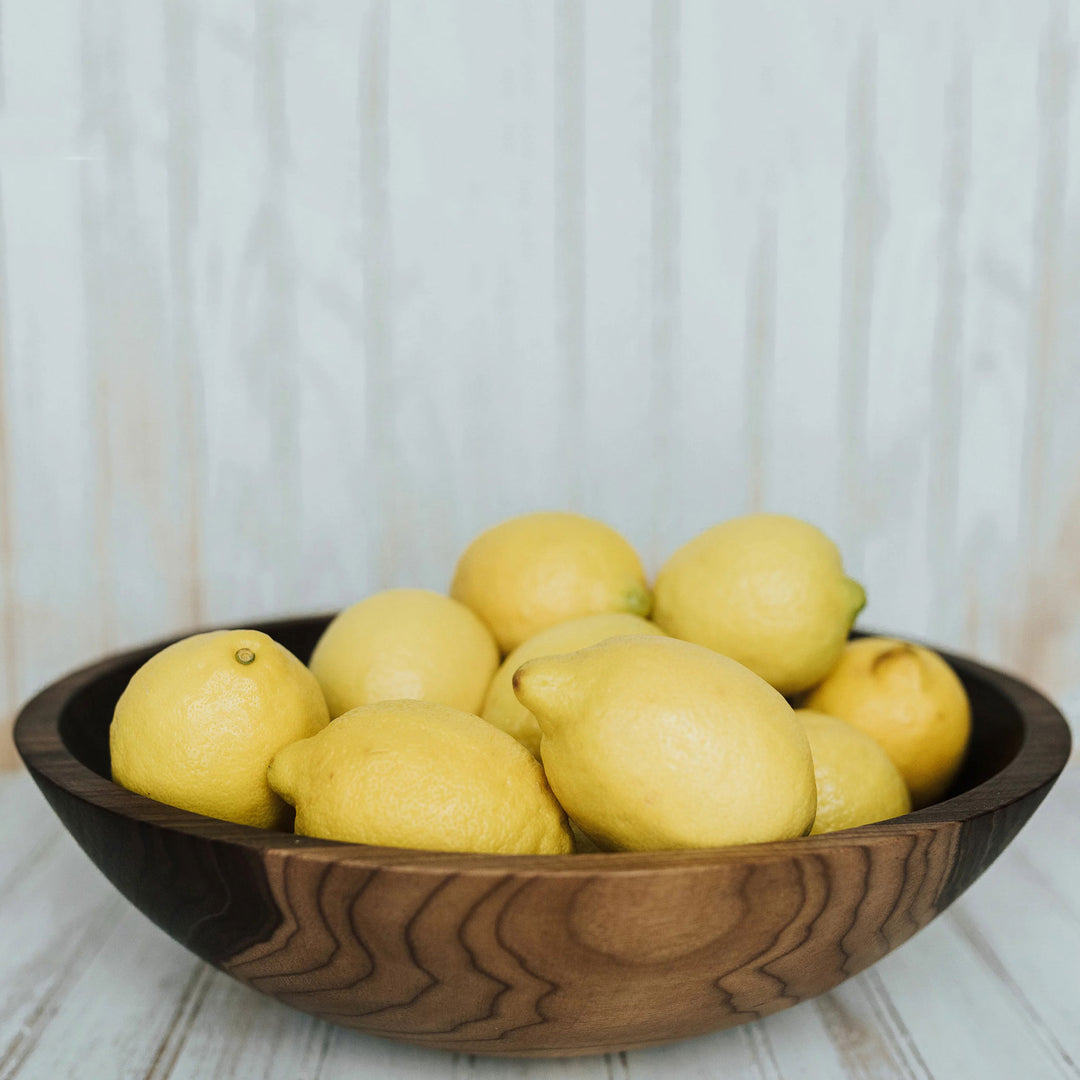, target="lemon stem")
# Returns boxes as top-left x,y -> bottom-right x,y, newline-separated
624,584 -> 653,618
235,648 -> 256,665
